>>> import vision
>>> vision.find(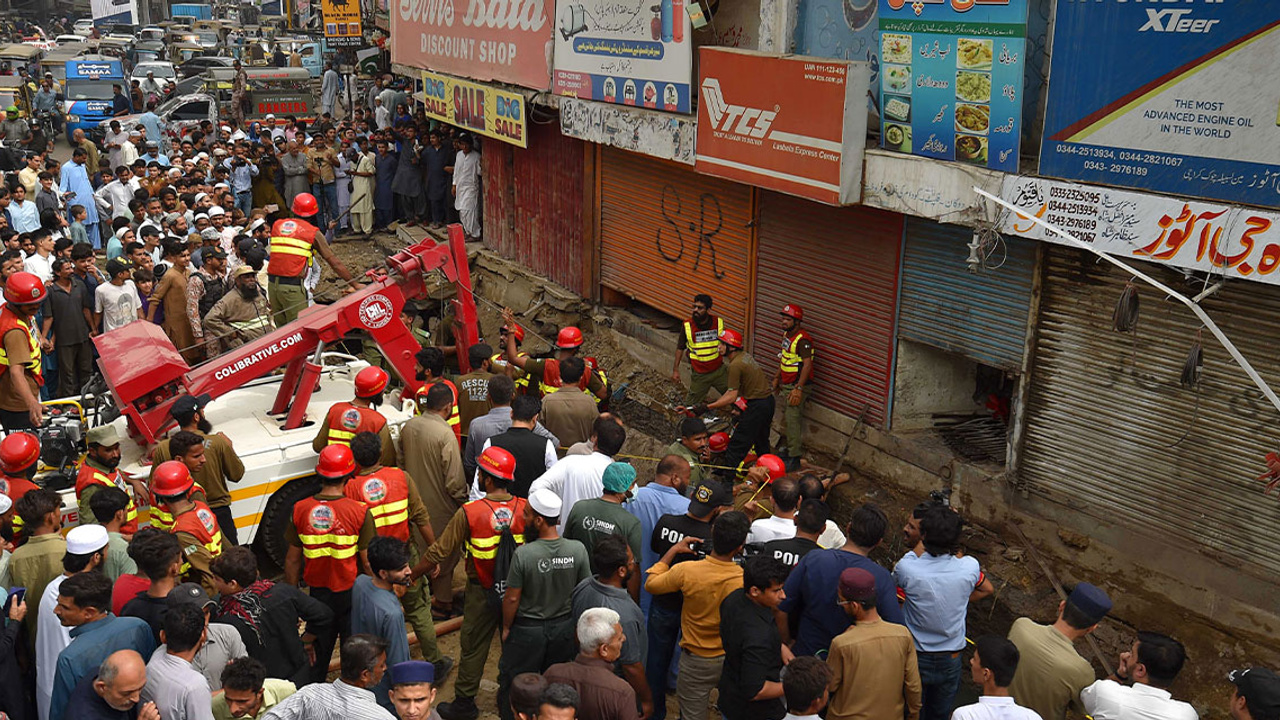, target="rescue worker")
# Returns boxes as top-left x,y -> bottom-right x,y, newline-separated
151,396 -> 240,544
346,430 -> 452,678
313,365 -> 398,467
490,325 -> 528,393
152,459 -> 224,598
0,272 -> 47,431
773,304 -> 814,470
202,265 -> 273,351
284,444 -> 375,685
266,192 -> 358,327
0,430 -> 40,538
413,346 -> 461,444
424,446 -> 527,720
686,329 -> 776,484
499,308 -> 607,401
671,294 -> 727,404
454,344 -> 495,436
584,356 -> 610,410
75,425 -> 143,537
664,417 -> 713,496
